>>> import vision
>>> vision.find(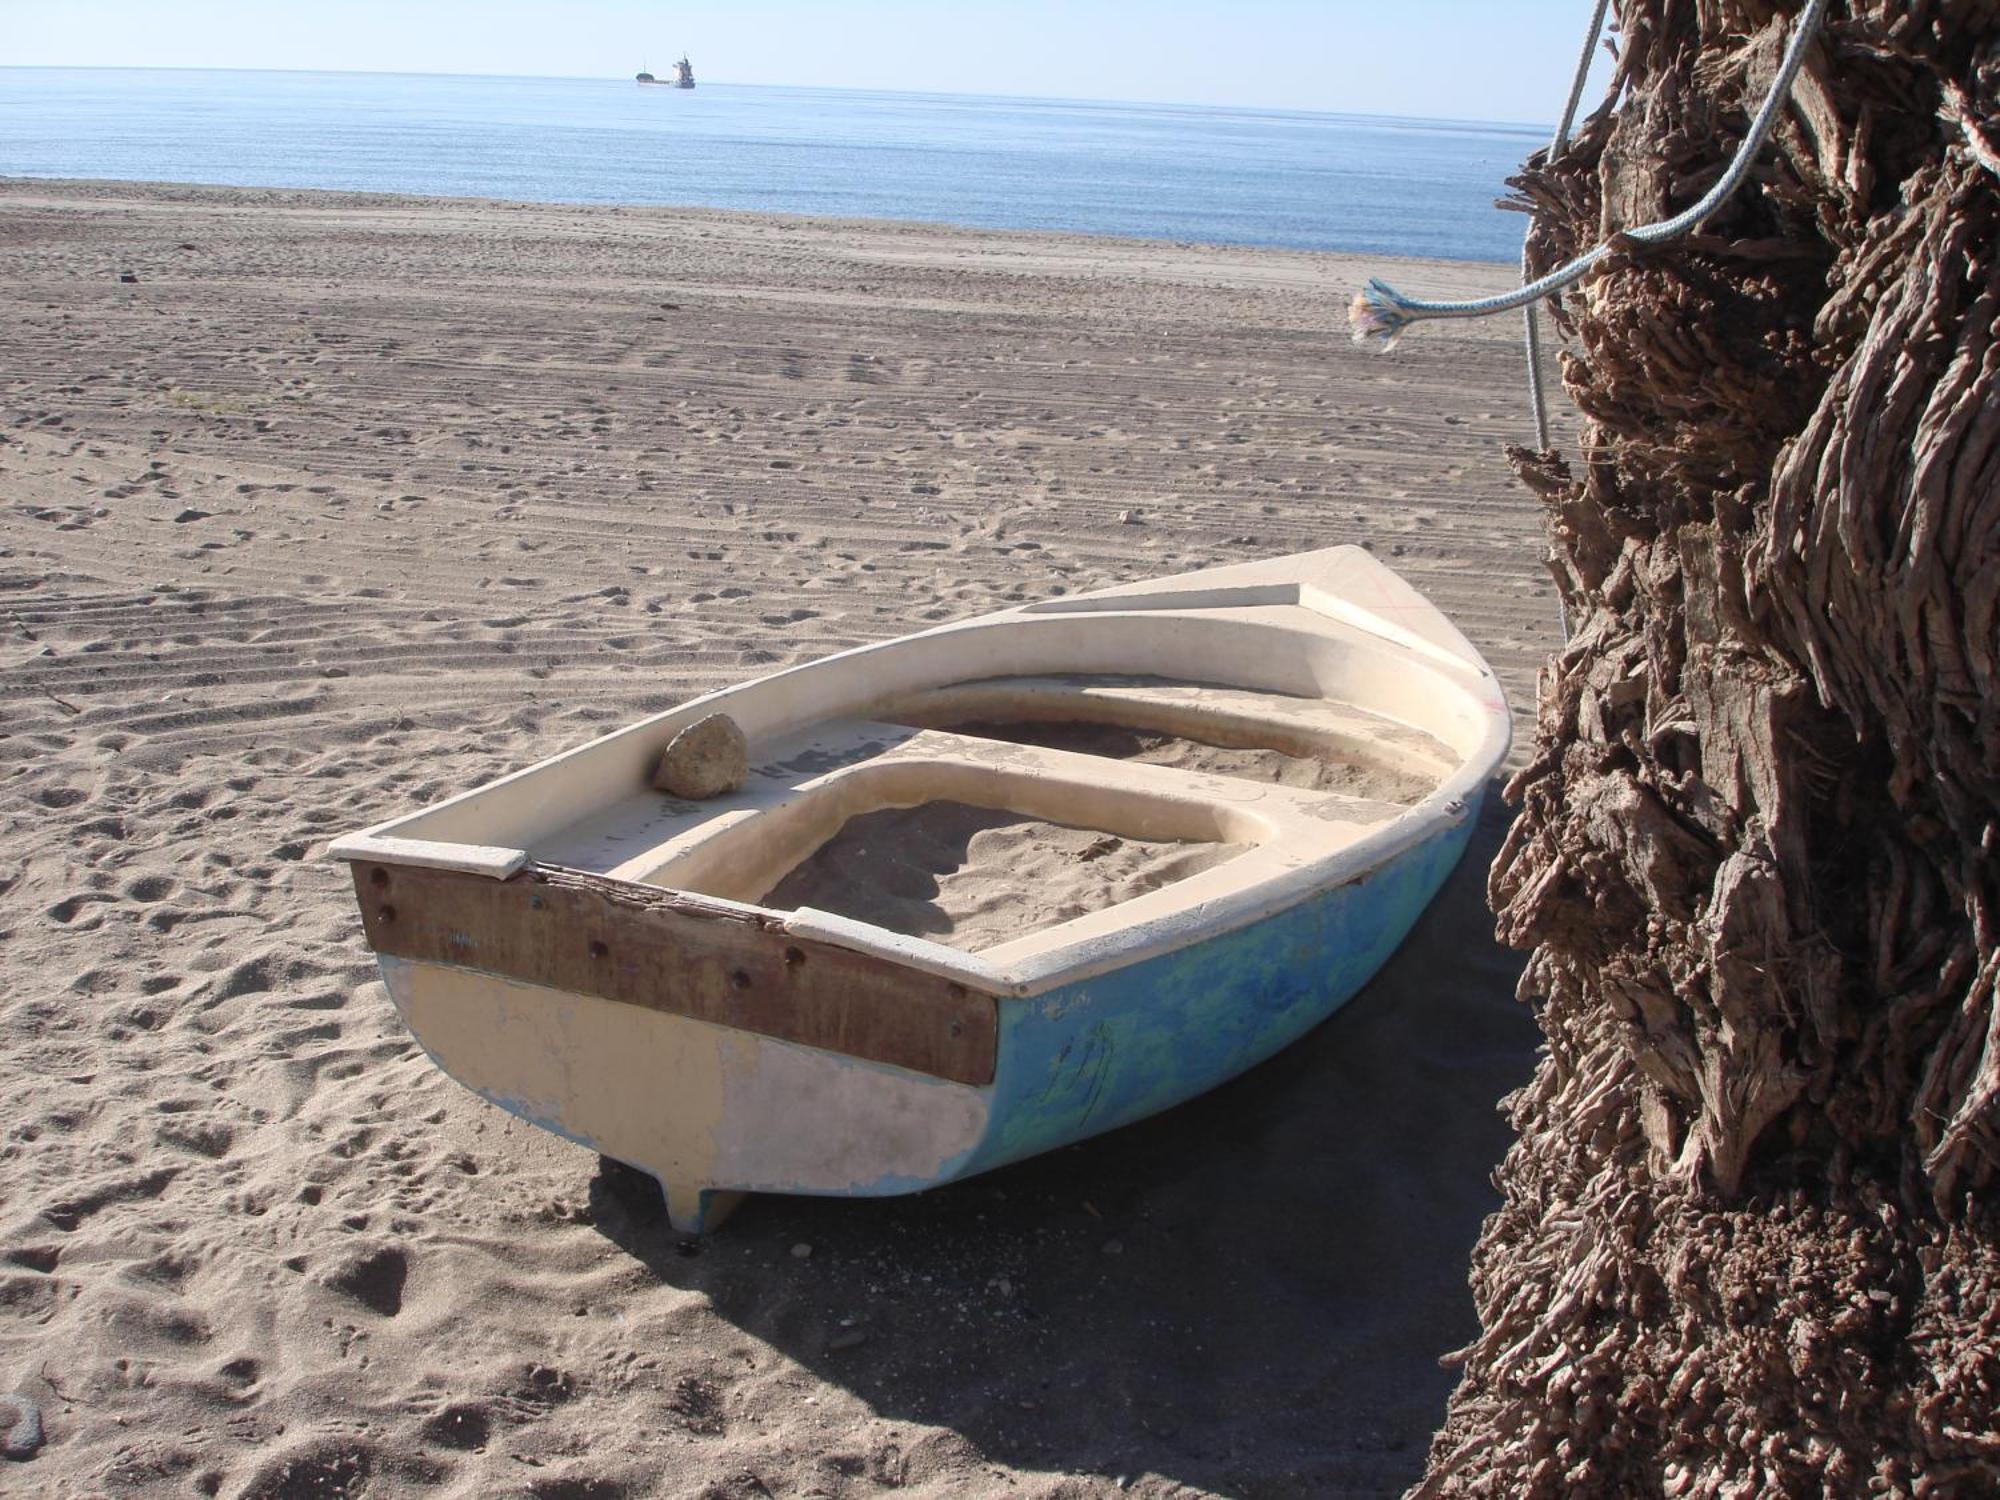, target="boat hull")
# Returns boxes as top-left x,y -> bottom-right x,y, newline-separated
334,545 -> 1513,1231
373,791 -> 1480,1231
